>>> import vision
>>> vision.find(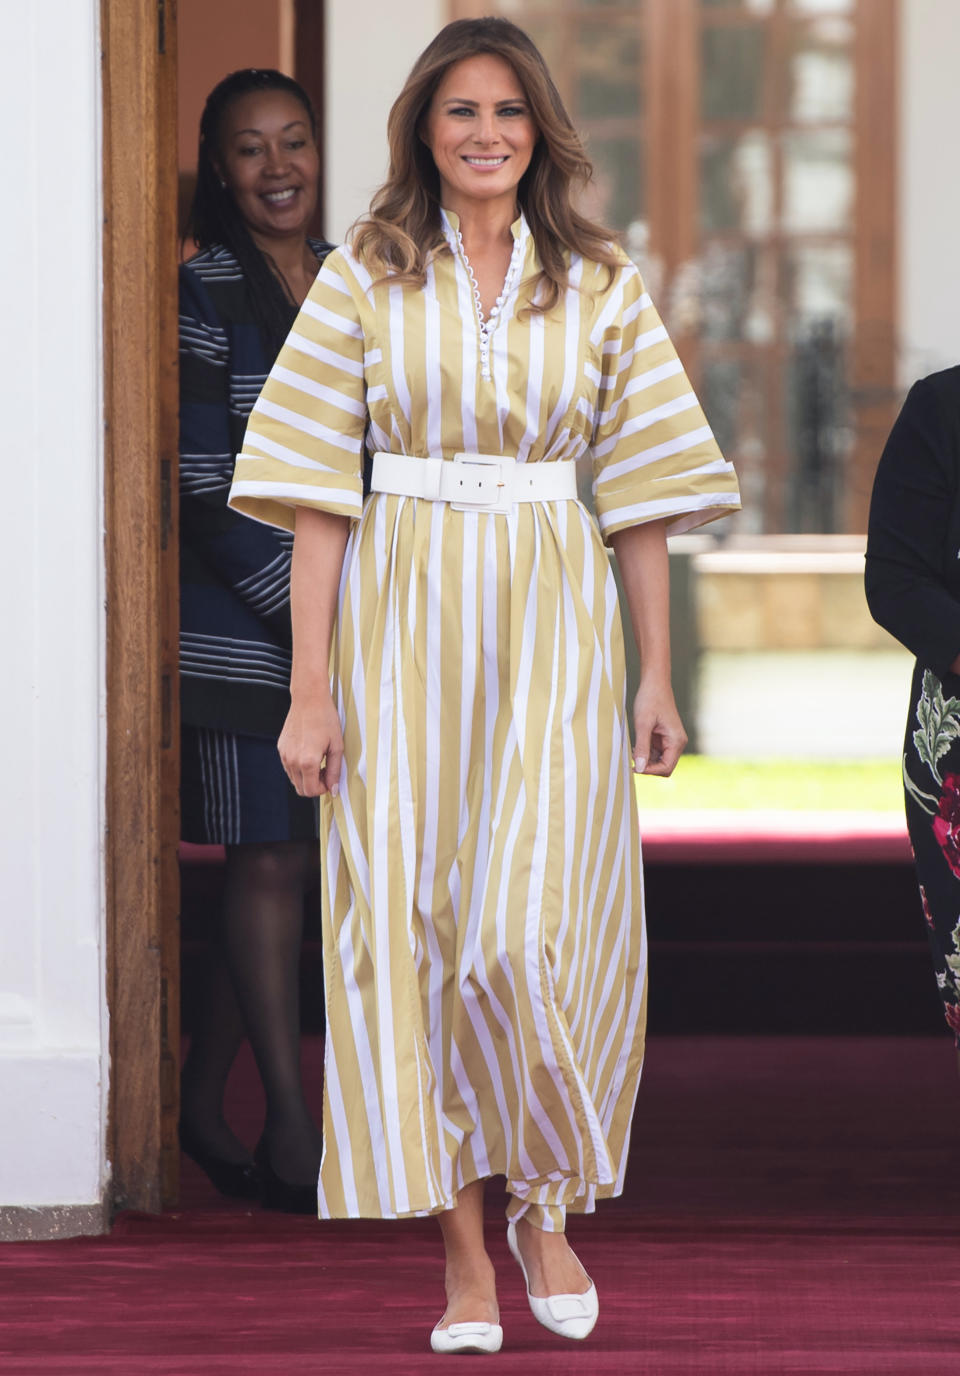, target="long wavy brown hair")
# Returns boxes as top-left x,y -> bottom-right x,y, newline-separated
350,17 -> 620,312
